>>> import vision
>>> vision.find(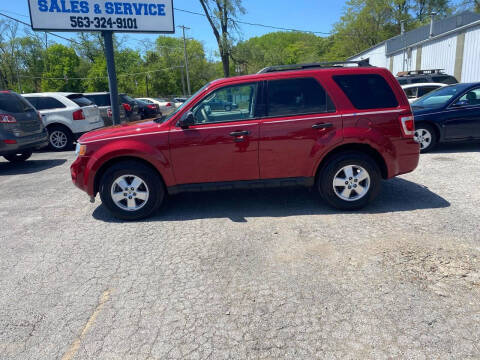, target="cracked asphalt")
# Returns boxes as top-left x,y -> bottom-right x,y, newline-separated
0,143 -> 479,359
